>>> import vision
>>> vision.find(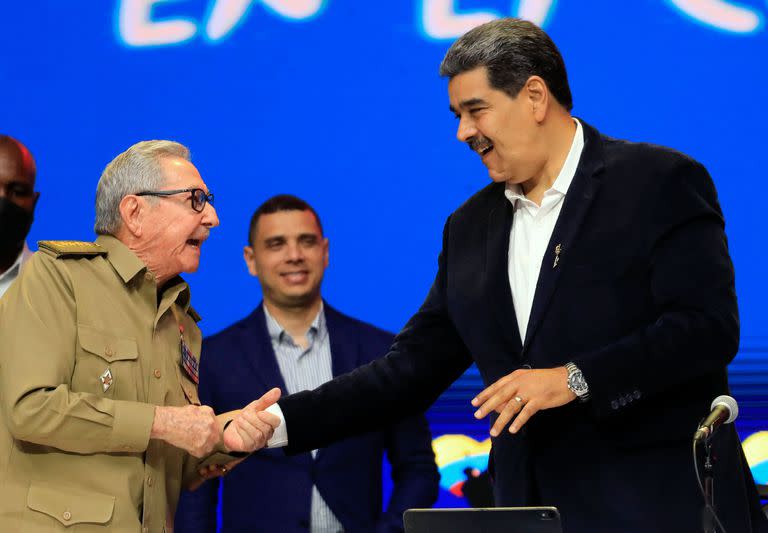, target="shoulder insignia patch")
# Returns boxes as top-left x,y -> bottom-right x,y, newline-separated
38,240 -> 108,259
